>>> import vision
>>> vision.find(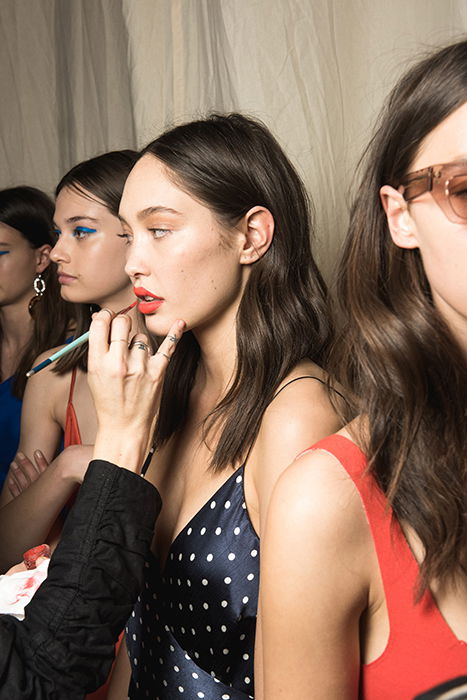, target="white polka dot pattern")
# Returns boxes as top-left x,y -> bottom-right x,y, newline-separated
126,464 -> 258,699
